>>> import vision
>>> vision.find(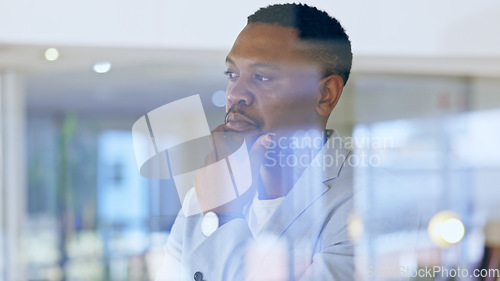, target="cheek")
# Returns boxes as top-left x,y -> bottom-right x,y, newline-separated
280,78 -> 319,109
260,99 -> 317,129
292,75 -> 321,100
263,83 -> 319,127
